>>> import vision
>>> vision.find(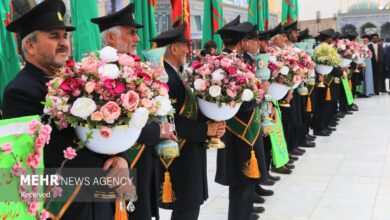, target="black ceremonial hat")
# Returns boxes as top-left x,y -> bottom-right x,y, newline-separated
246,24 -> 259,39
150,23 -> 189,48
347,32 -> 358,40
6,0 -> 75,39
284,21 -> 300,34
258,29 -> 271,41
297,28 -> 312,41
269,23 -> 286,38
91,3 -> 143,32
319,29 -> 335,38
216,15 -> 241,35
